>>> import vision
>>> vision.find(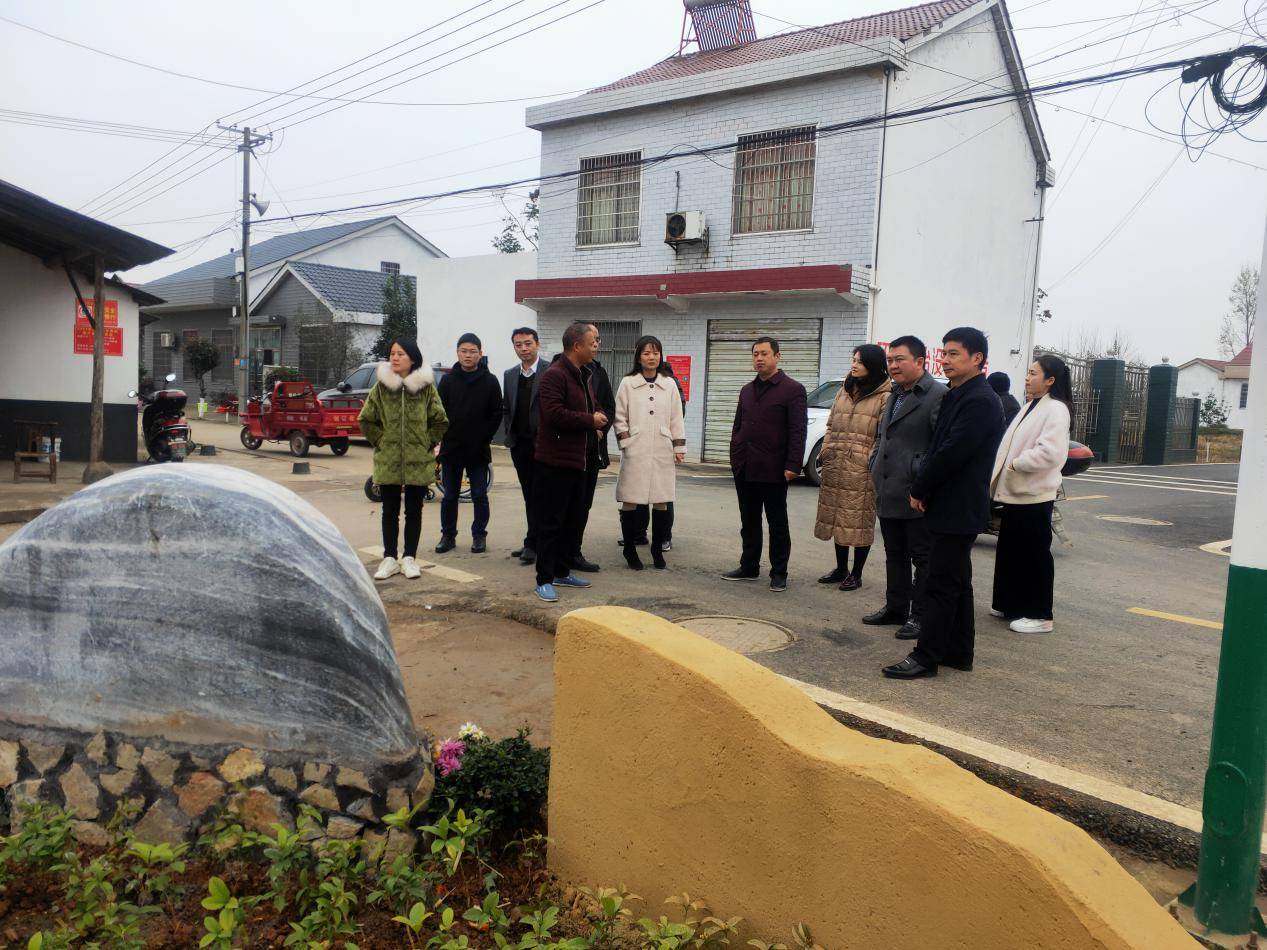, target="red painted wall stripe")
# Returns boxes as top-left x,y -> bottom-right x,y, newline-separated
514,265 -> 853,303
